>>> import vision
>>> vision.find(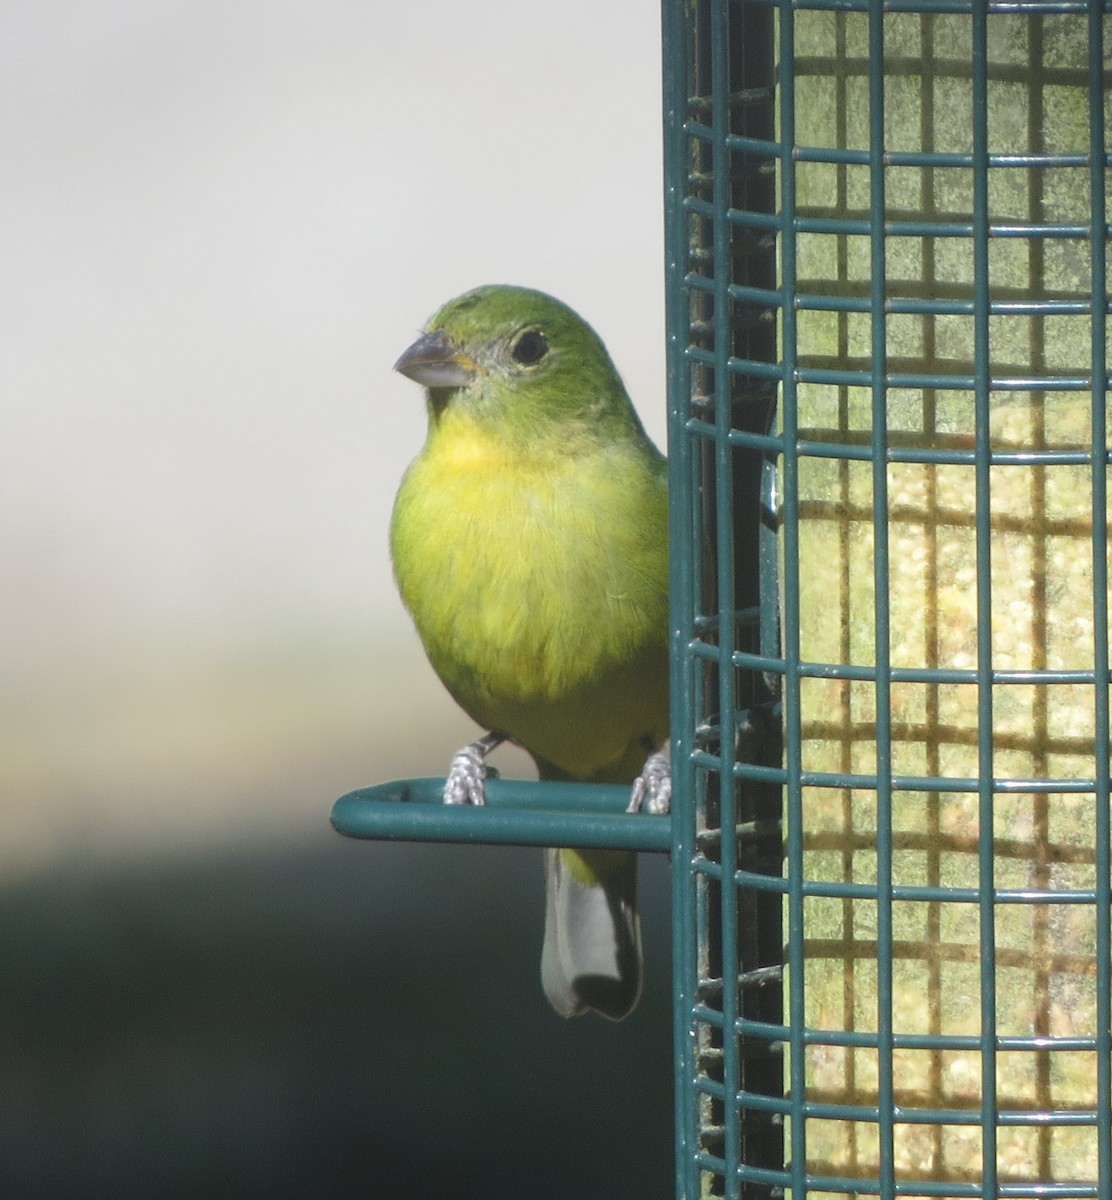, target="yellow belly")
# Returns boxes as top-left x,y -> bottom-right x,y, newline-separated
390,428 -> 668,781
